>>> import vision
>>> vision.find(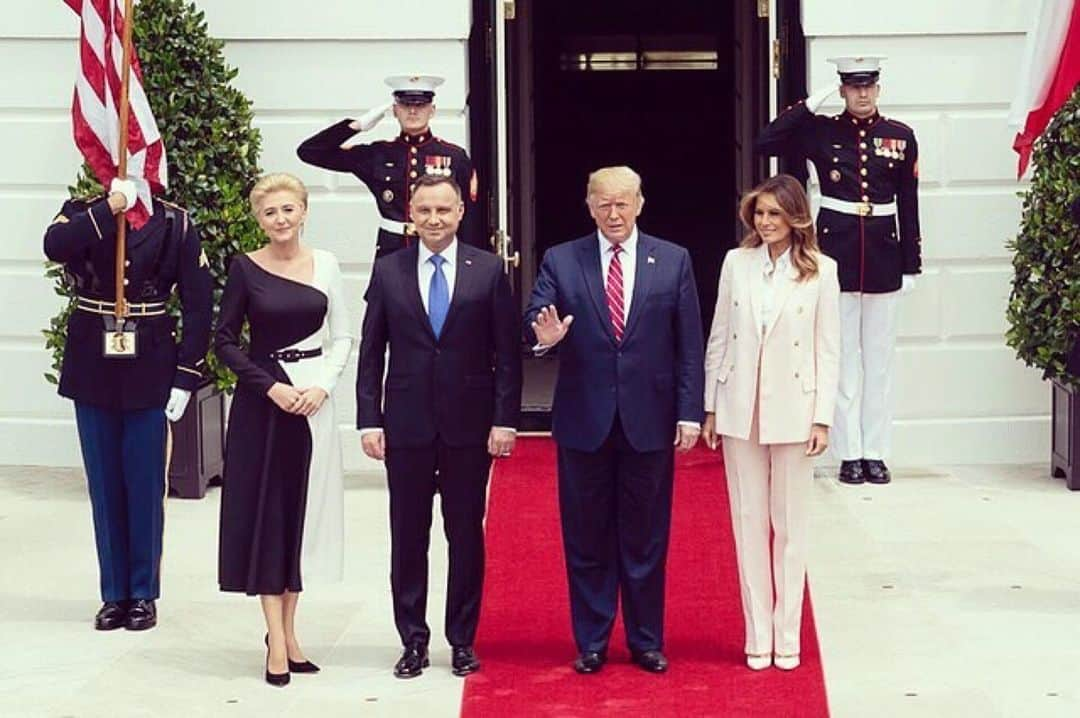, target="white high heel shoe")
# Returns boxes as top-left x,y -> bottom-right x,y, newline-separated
774,653 -> 800,670
746,653 -> 772,671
